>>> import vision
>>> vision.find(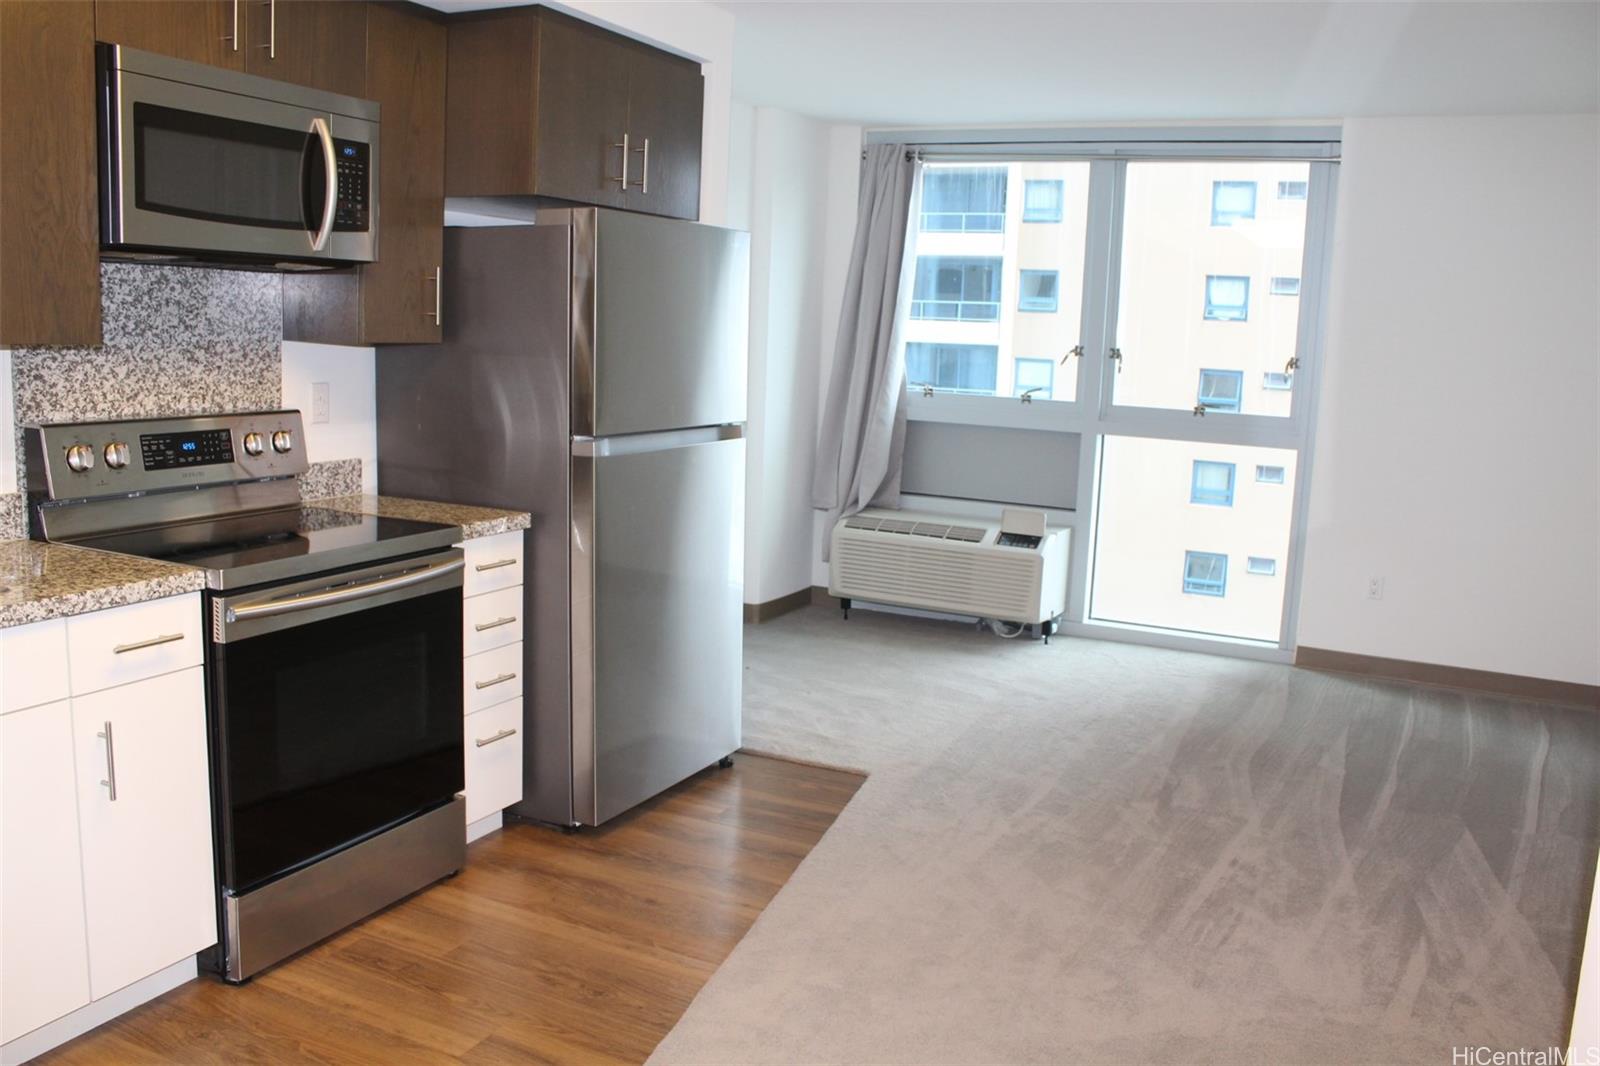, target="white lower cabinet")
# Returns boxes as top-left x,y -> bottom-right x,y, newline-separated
1,700 -> 91,1043
72,668 -> 216,1000
464,698 -> 524,824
